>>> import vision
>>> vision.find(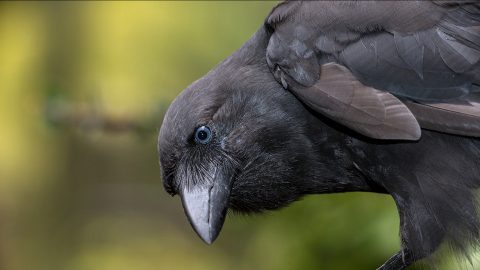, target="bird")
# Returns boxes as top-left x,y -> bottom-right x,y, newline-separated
157,1 -> 480,269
